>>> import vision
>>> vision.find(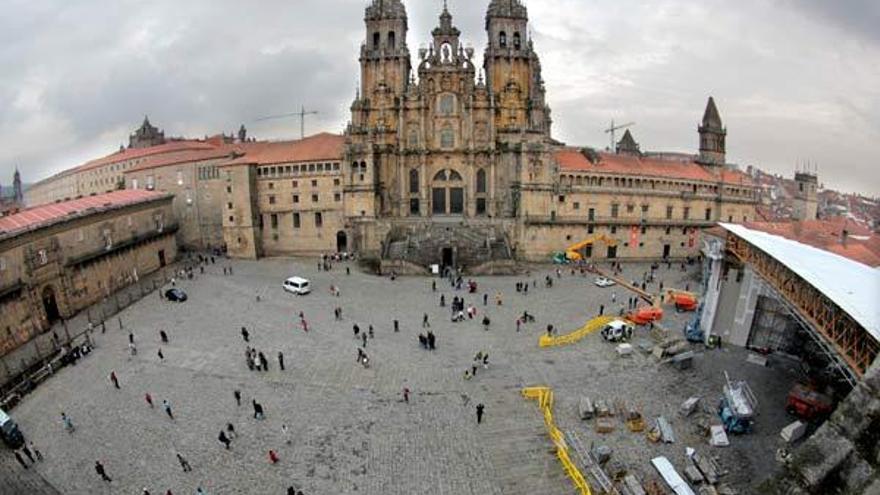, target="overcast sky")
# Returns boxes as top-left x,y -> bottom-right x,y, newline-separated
1,0 -> 878,196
